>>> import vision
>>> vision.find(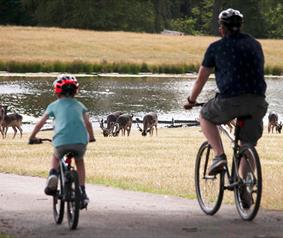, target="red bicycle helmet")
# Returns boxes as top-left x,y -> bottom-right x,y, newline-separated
53,74 -> 79,95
